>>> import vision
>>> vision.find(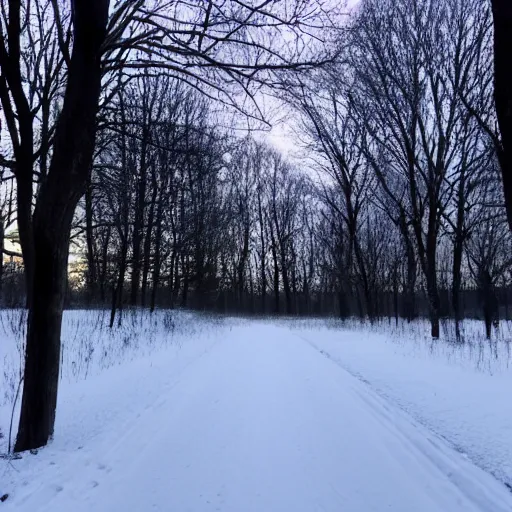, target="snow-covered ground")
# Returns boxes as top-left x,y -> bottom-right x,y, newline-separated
1,312 -> 512,511
286,318 -> 512,487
